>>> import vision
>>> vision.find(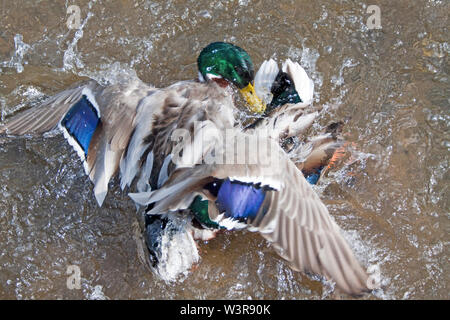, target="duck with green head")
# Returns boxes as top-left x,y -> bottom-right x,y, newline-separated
197,42 -> 265,113
0,42 -> 373,295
